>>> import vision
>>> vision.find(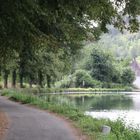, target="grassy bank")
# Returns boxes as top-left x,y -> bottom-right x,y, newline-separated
1,90 -> 140,140
12,87 -> 133,95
